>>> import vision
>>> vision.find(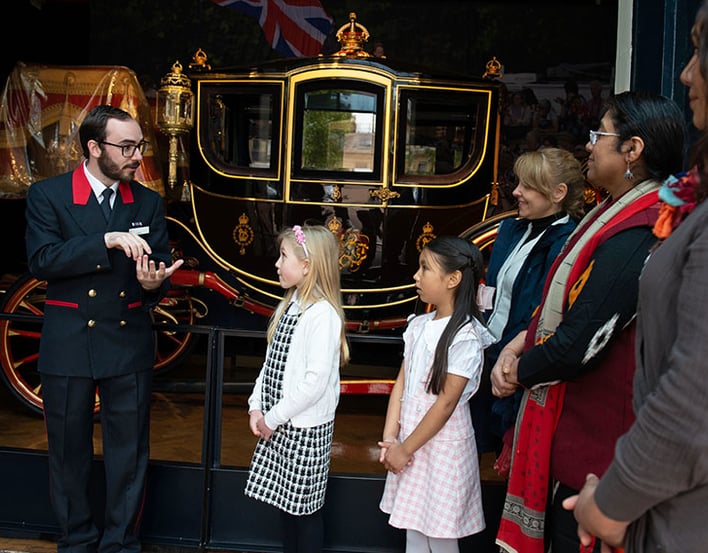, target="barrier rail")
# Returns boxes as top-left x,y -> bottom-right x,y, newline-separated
0,311 -> 503,552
